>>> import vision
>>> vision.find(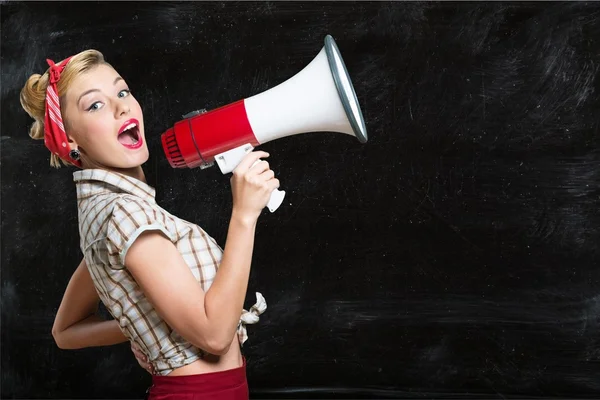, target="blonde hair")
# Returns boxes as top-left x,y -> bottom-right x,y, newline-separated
20,50 -> 111,168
